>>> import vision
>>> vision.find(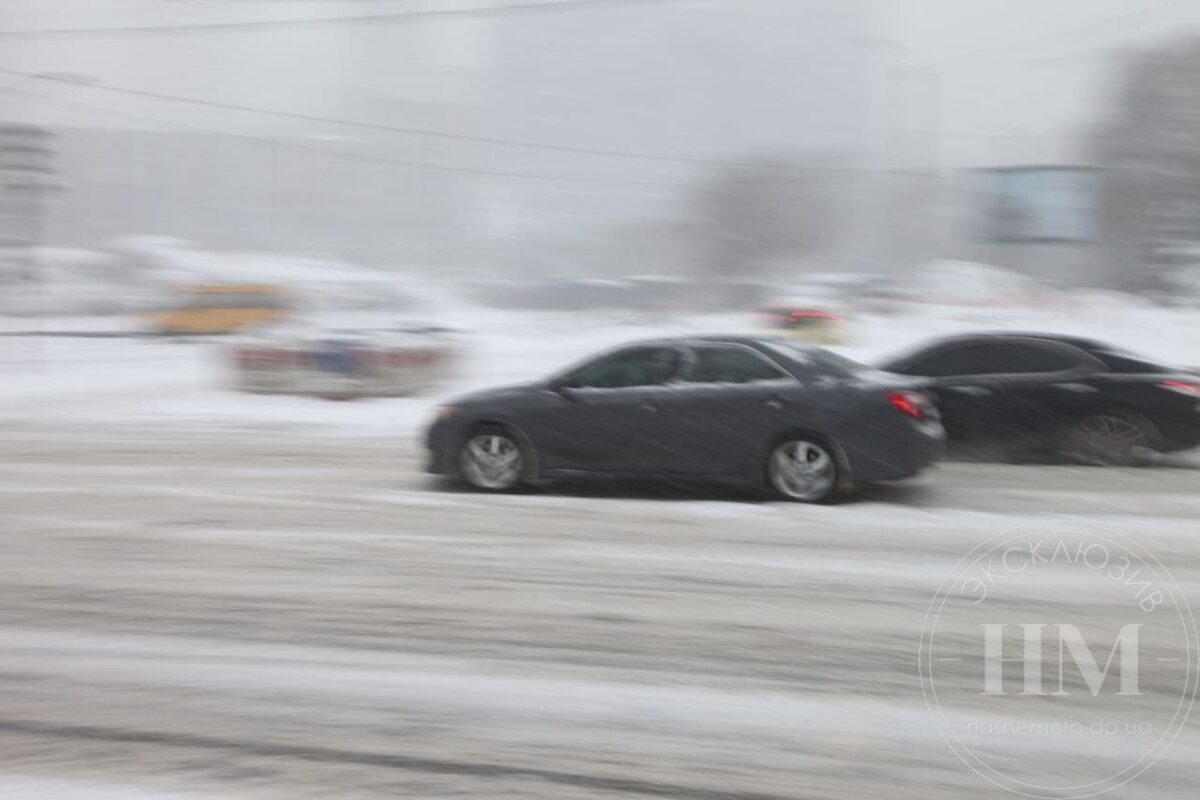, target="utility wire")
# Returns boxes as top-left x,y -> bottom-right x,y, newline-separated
0,66 -> 861,174
0,83 -> 711,186
0,0 -> 697,38
3,0 -> 1190,60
